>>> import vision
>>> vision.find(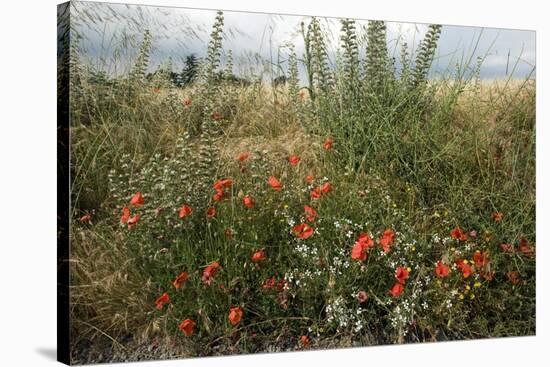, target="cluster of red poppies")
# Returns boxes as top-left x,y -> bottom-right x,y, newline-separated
116,136 -> 334,232
105,134 -> 534,339
152,260 -> 242,337
118,192 -> 144,229
349,230 -> 410,297
346,218 -> 535,300
434,223 -> 534,287
389,266 -> 410,297
144,137 -> 335,337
